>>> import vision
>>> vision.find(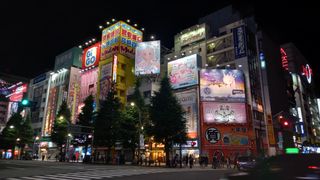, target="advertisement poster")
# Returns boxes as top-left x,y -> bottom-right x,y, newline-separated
120,22 -> 143,59
233,26 -> 247,59
203,102 -> 246,124
200,69 -> 245,102
44,87 -> 58,135
101,22 -> 121,60
168,54 -> 199,89
101,22 -> 143,60
135,41 -> 160,75
82,42 -> 101,69
7,83 -> 27,102
67,67 -> 81,124
175,89 -> 198,139
98,62 -> 112,101
180,26 -> 205,46
223,133 -> 249,145
80,68 -> 98,103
